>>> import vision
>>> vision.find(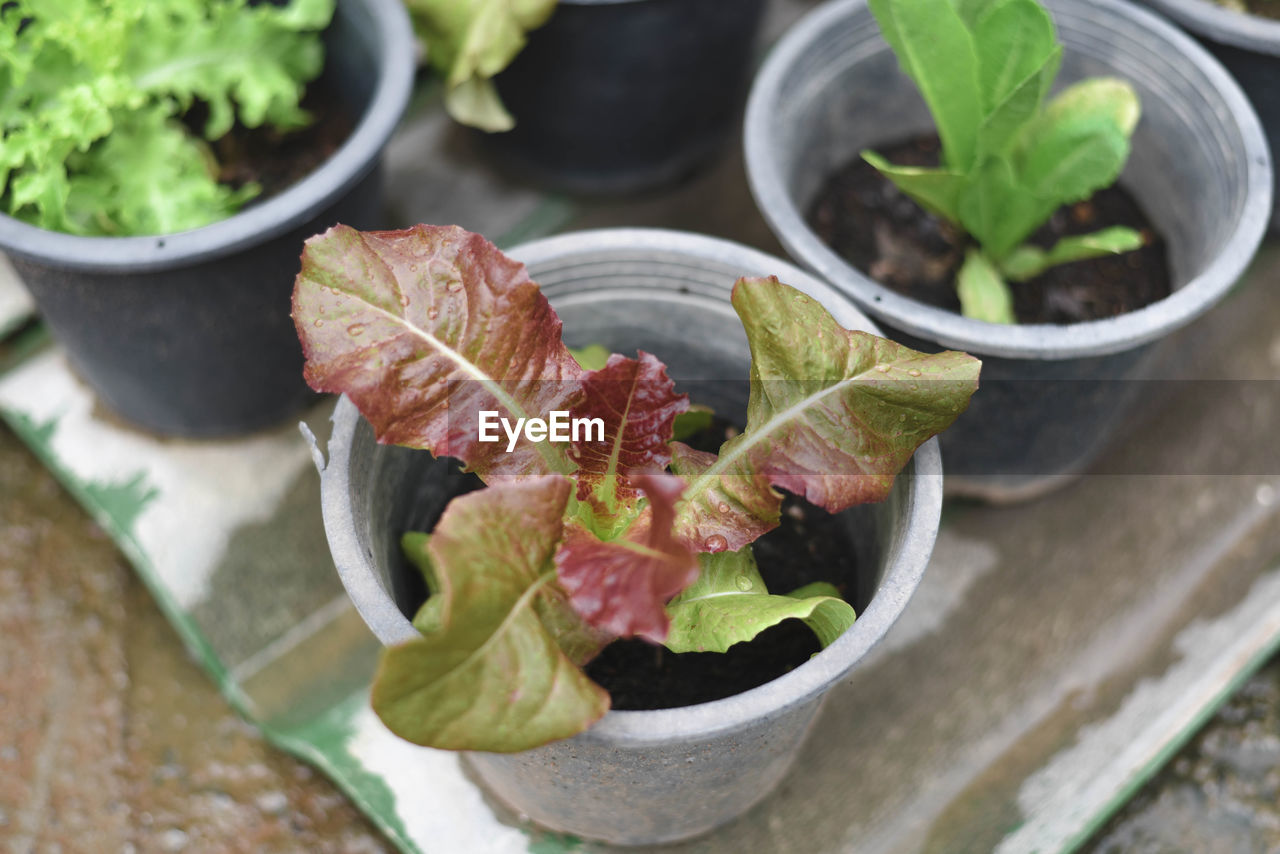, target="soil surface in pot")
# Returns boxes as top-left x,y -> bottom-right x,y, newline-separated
585,494 -> 860,710
806,135 -> 1172,325
584,419 -> 865,711
190,79 -> 356,201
